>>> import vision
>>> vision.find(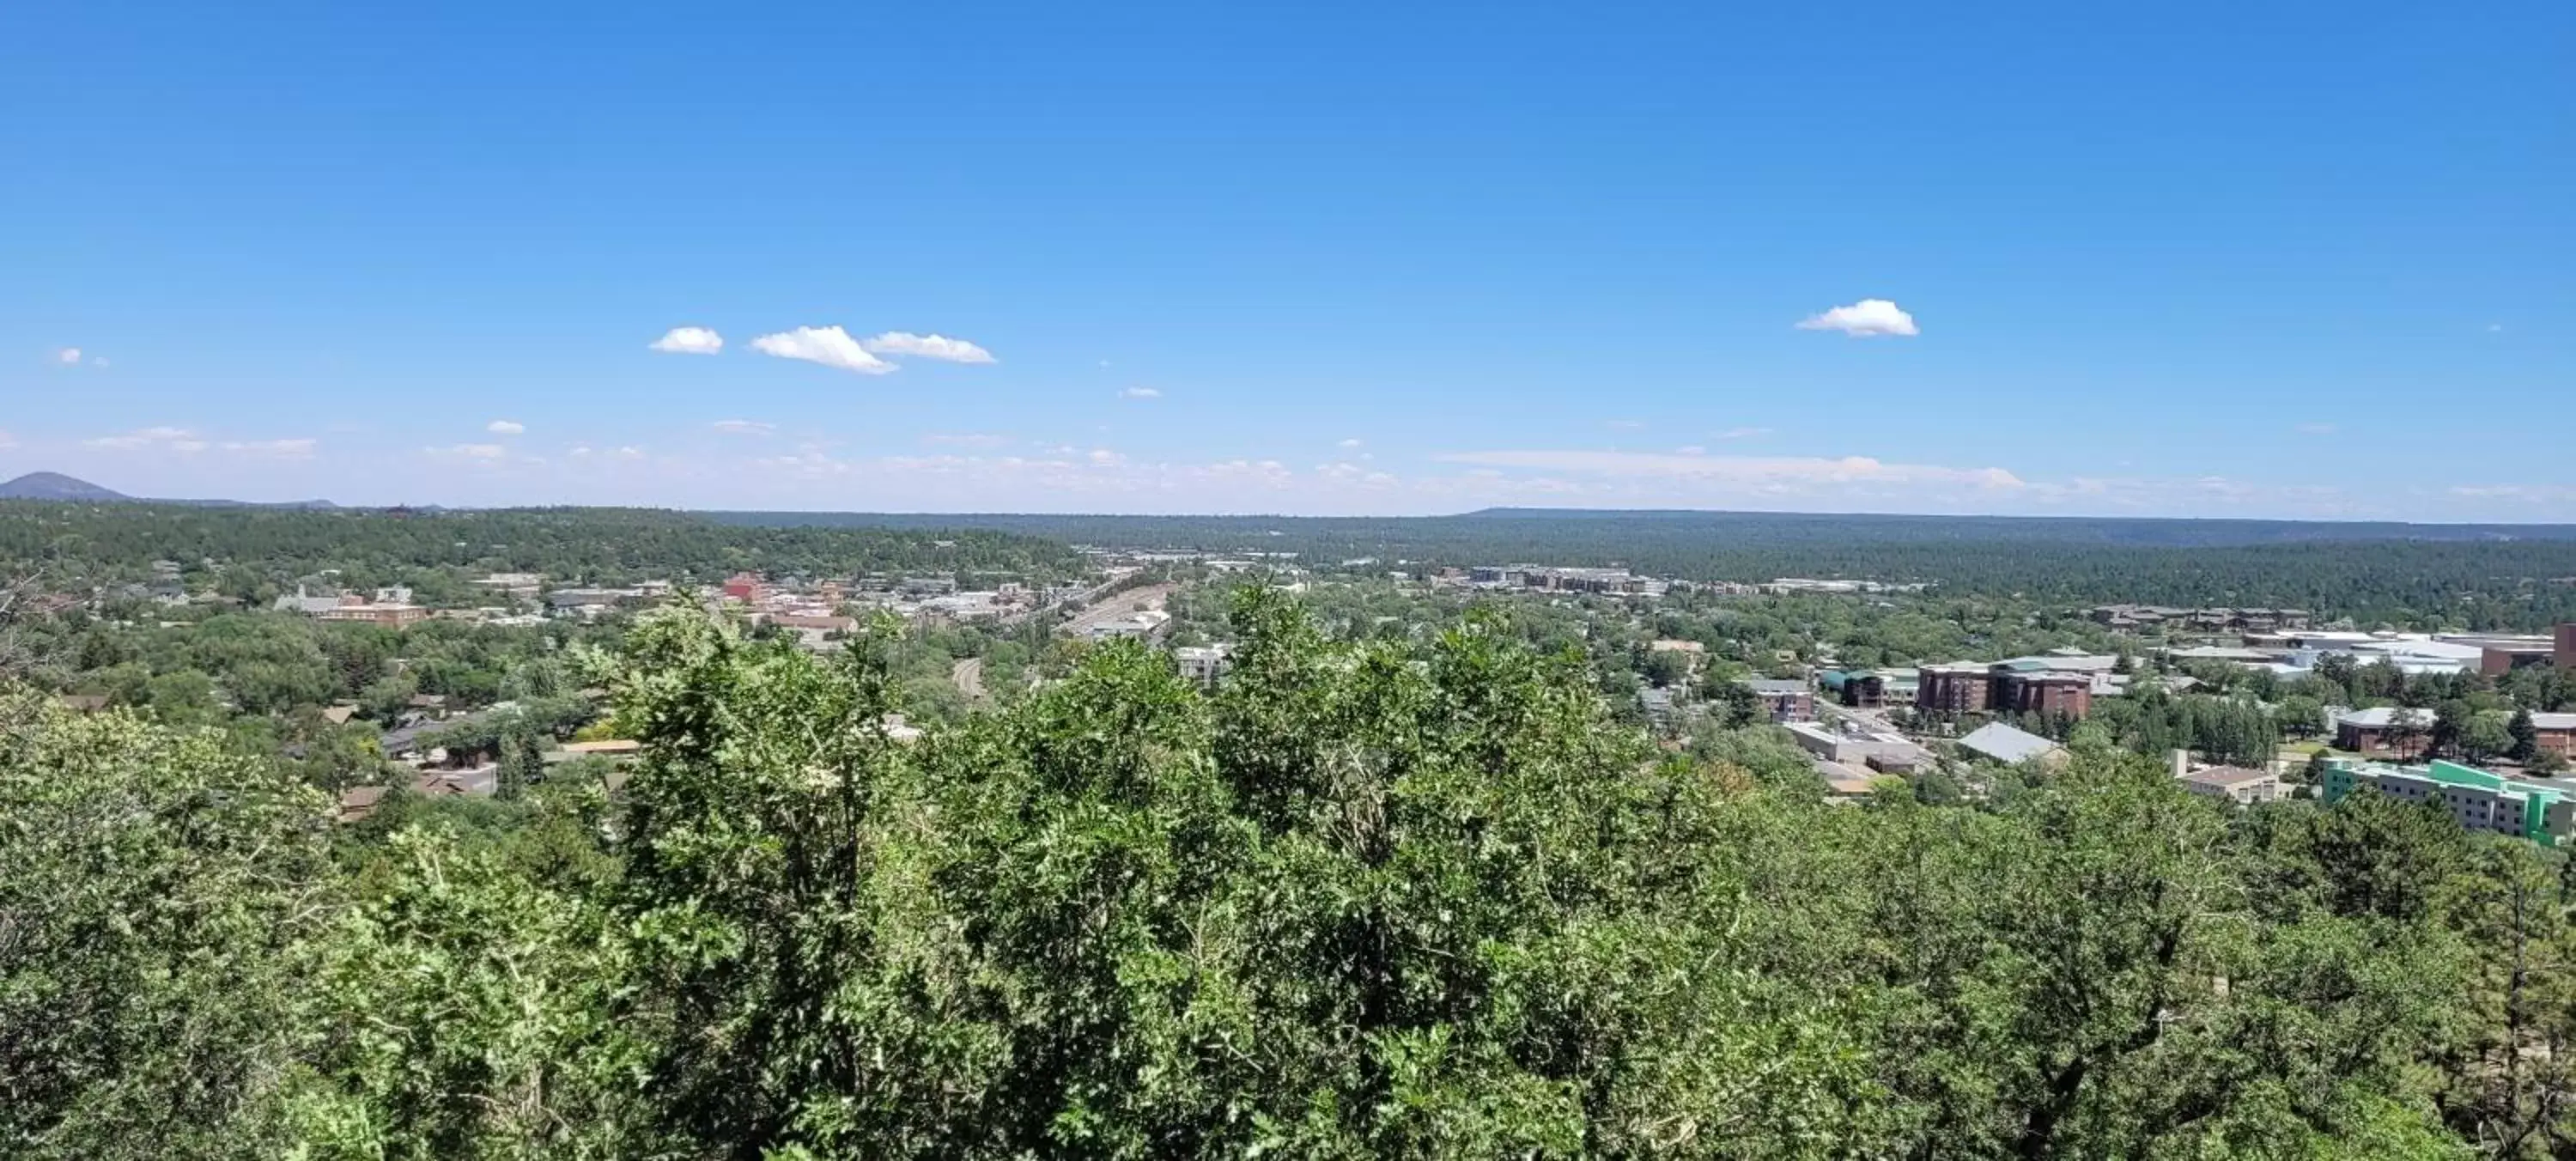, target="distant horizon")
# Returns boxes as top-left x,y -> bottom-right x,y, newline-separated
14,469 -> 2576,532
